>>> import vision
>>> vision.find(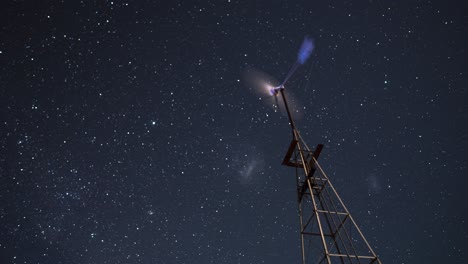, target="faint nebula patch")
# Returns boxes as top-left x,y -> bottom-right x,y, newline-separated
366,173 -> 382,194
239,159 -> 260,184
230,144 -> 265,185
